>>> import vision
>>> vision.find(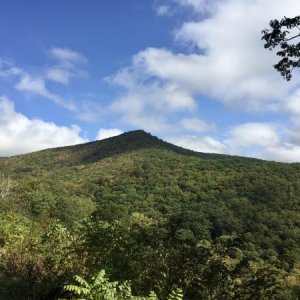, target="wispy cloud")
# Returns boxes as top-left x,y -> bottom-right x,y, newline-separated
46,47 -> 88,84
46,68 -> 71,85
49,47 -> 87,64
15,74 -> 78,111
155,5 -> 172,16
180,117 -> 215,132
173,0 -> 221,14
0,47 -> 88,111
0,59 -> 23,78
